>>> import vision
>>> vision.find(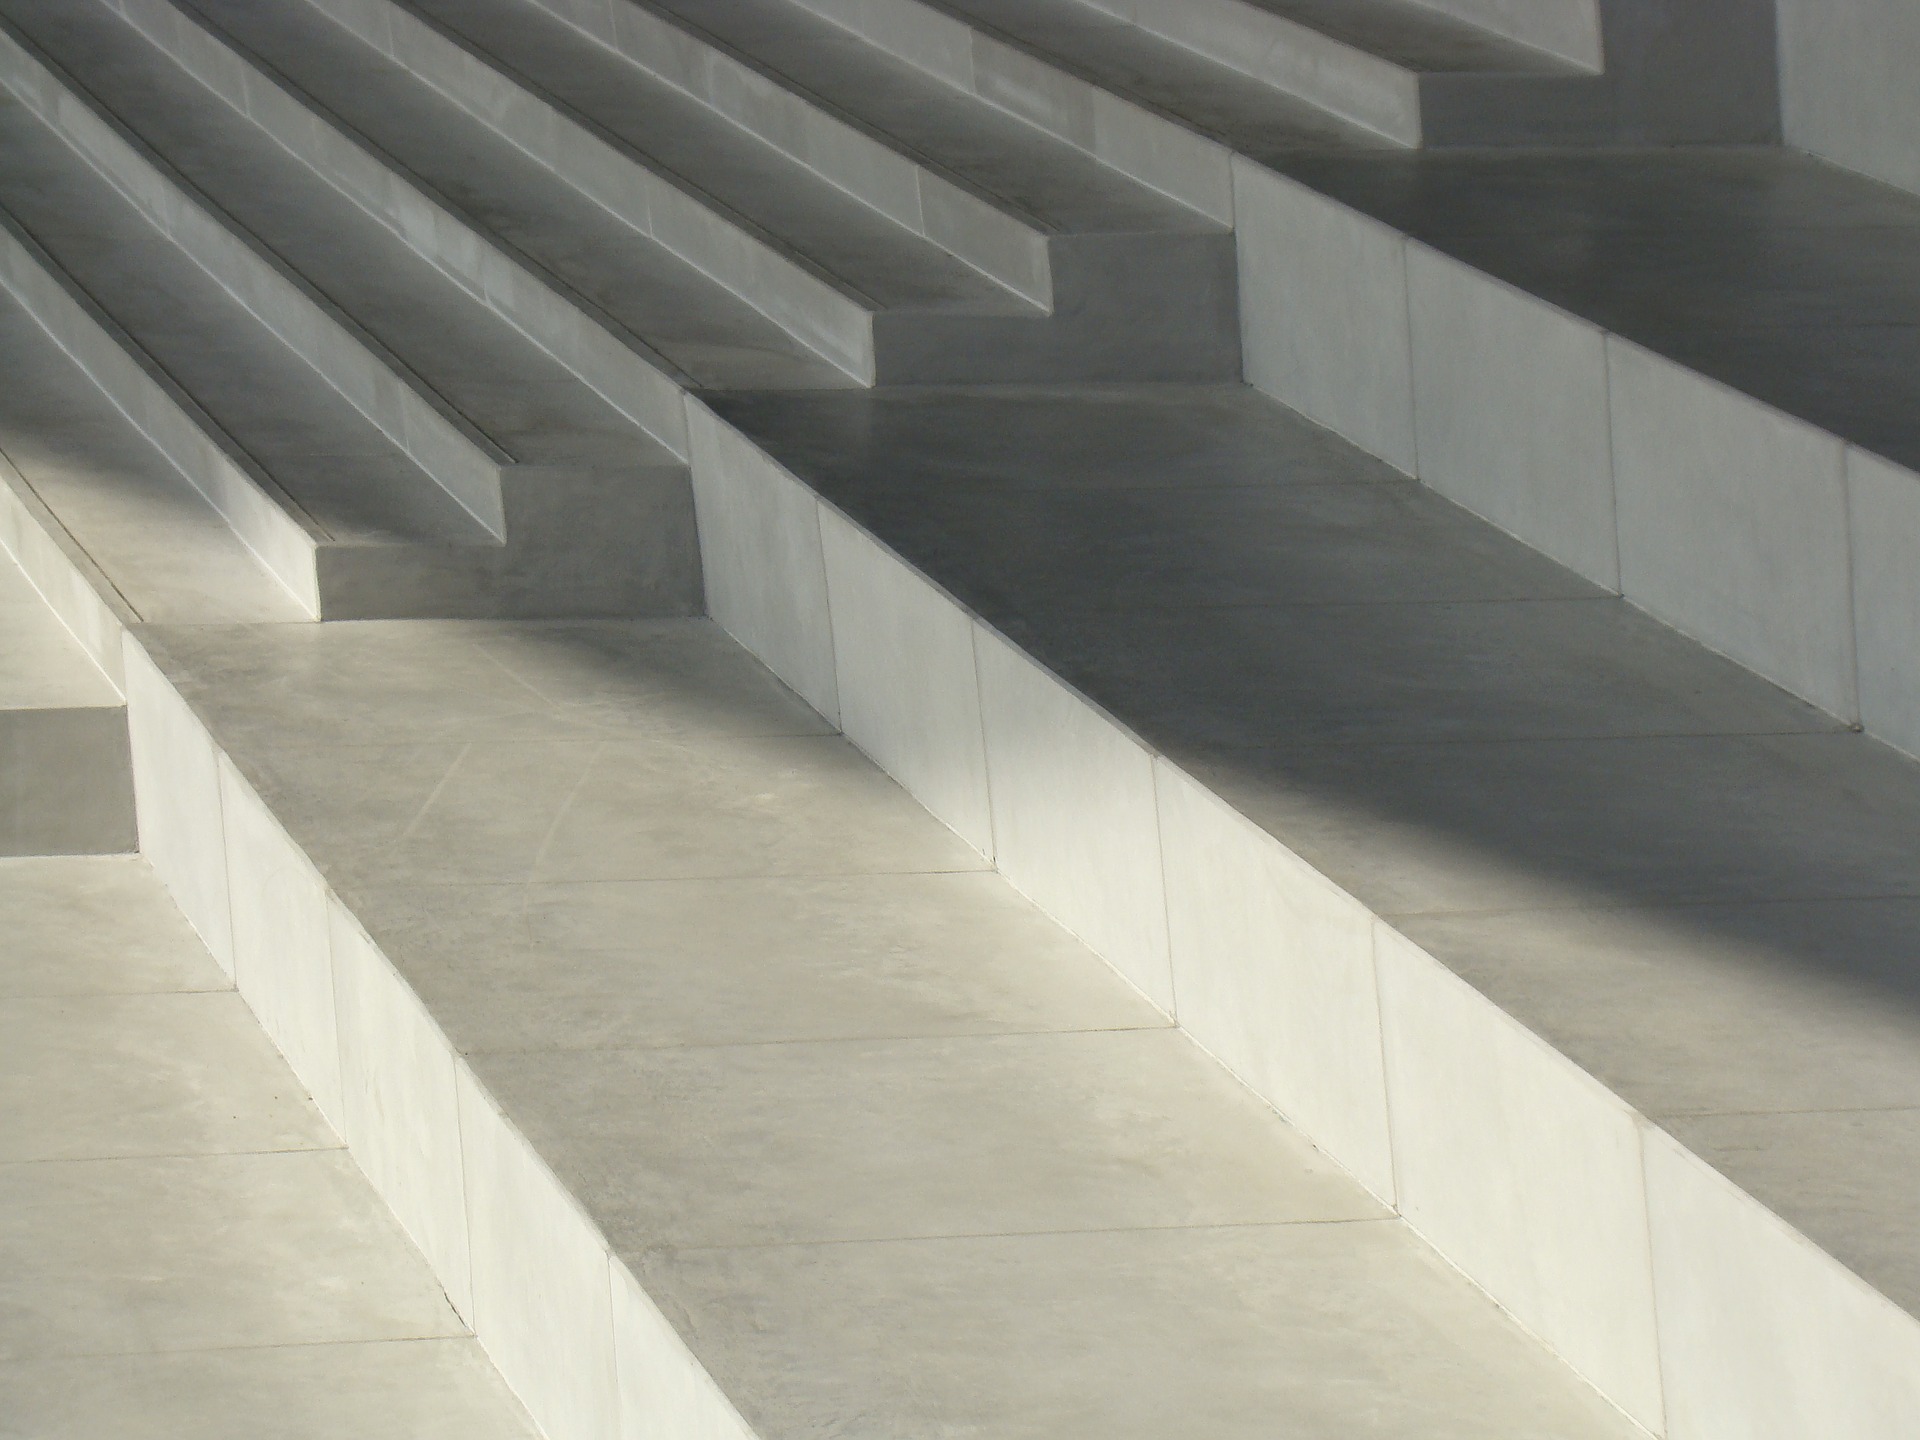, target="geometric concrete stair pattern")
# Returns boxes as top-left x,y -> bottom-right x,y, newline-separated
3,2 -> 1920,1439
